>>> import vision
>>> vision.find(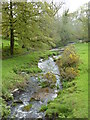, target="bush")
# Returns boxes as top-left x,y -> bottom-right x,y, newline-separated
57,45 -> 79,67
60,67 -> 79,81
57,45 -> 79,81
44,72 -> 56,83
